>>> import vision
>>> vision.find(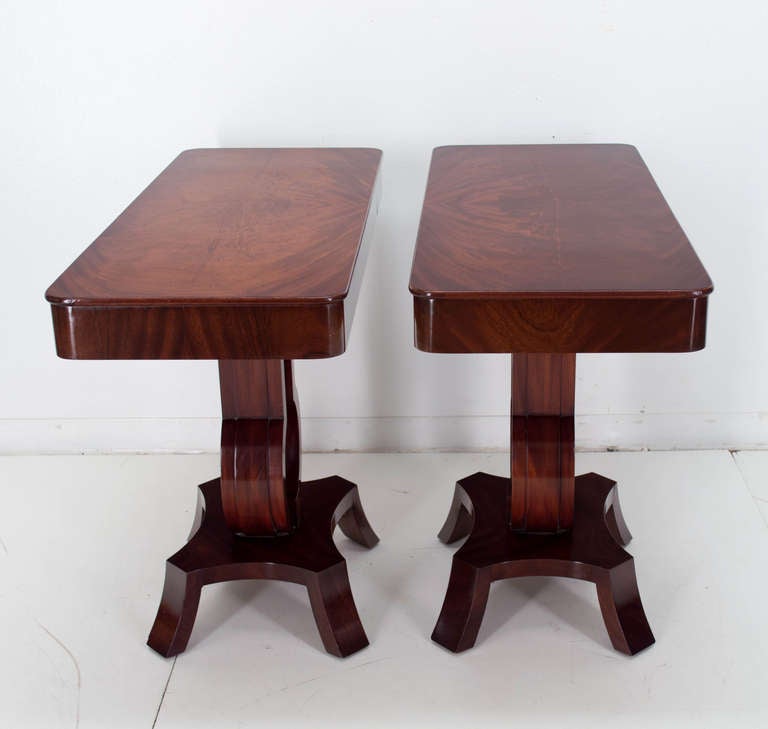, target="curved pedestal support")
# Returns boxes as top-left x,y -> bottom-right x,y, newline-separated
219,359 -> 300,536
148,476 -> 379,659
433,472 -> 654,656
